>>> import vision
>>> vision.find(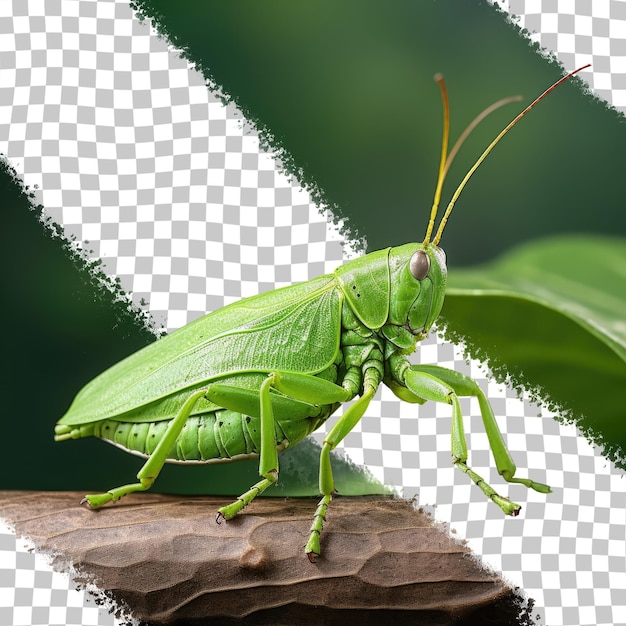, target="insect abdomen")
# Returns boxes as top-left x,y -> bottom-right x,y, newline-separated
57,400 -> 333,465
87,409 -> 273,462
